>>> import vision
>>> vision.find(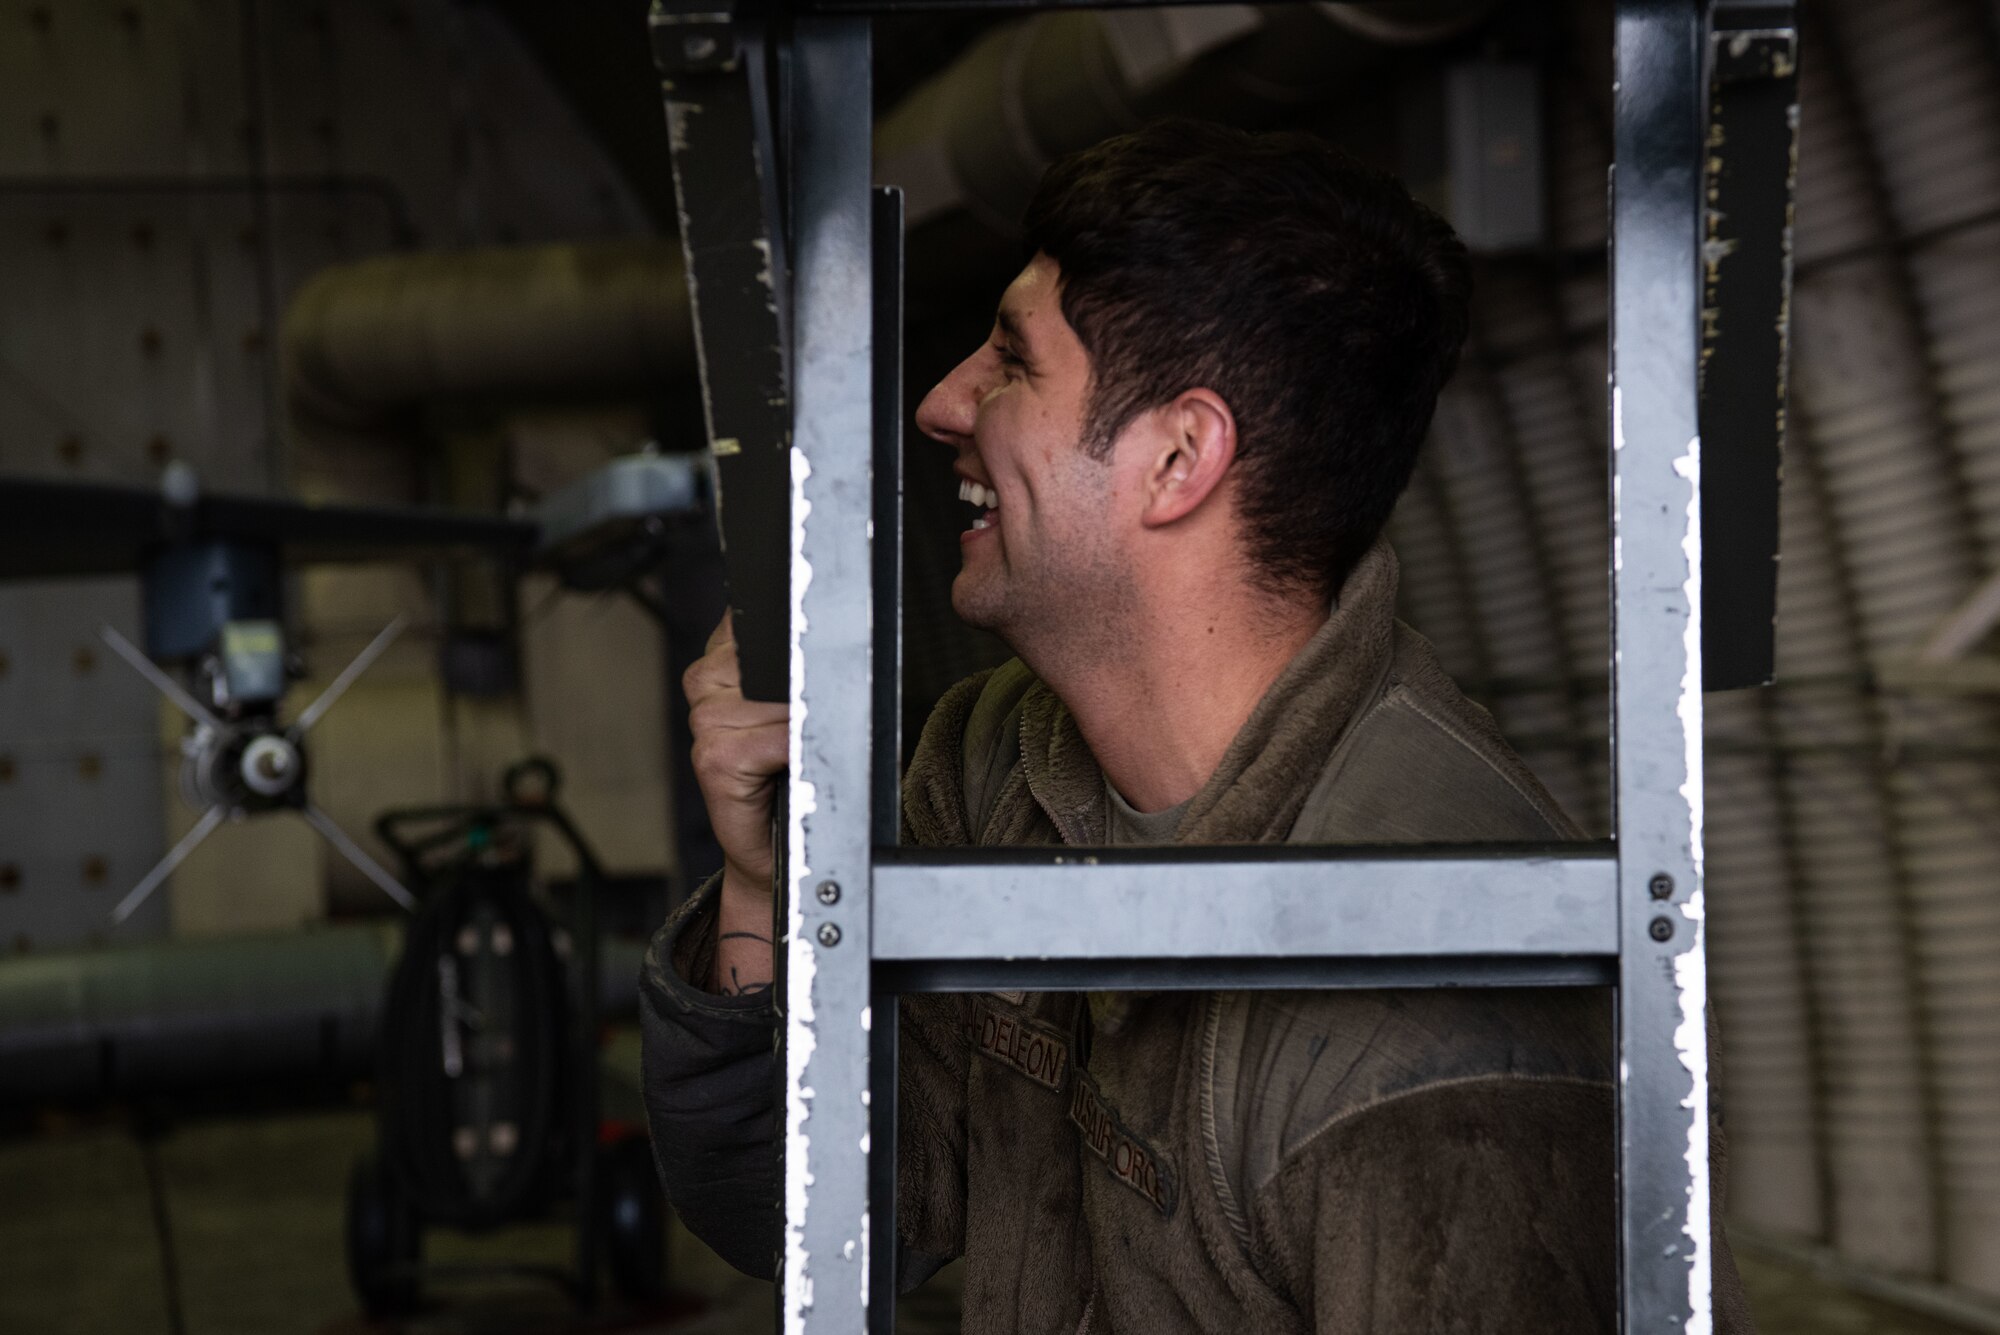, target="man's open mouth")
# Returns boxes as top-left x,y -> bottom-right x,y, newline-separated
959,478 -> 1000,531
